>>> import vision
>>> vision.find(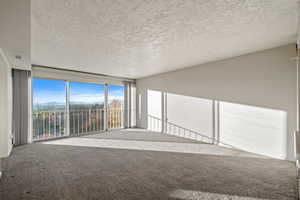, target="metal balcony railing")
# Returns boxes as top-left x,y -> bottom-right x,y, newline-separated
70,108 -> 105,136
32,111 -> 66,140
107,108 -> 124,129
33,107 -> 125,141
